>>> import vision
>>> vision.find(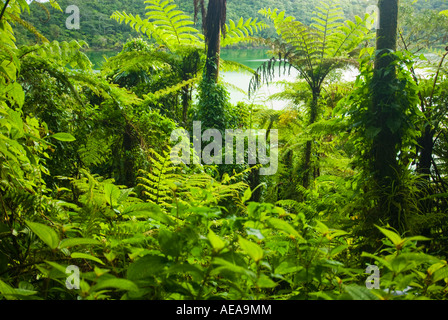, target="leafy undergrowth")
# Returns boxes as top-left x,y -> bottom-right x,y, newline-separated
1,167 -> 447,300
